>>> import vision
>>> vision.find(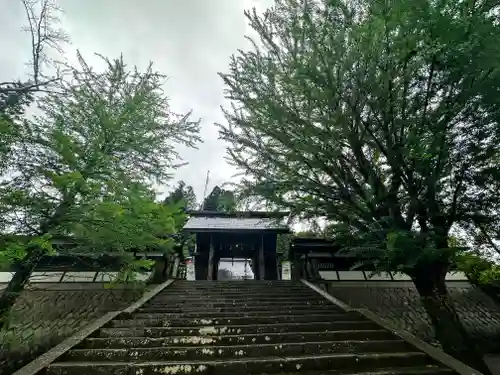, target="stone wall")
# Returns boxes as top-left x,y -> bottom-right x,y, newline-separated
322,281 -> 500,353
0,283 -> 146,374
